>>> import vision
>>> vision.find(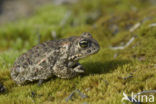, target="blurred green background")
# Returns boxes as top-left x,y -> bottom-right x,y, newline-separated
0,0 -> 156,104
